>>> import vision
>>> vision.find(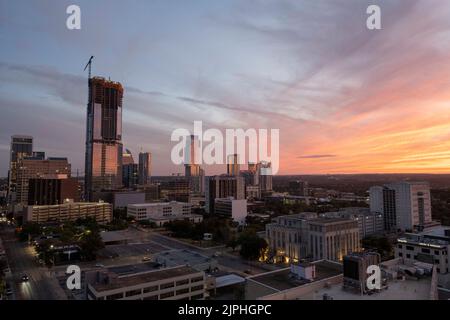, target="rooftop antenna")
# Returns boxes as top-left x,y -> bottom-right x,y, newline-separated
83,56 -> 94,79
